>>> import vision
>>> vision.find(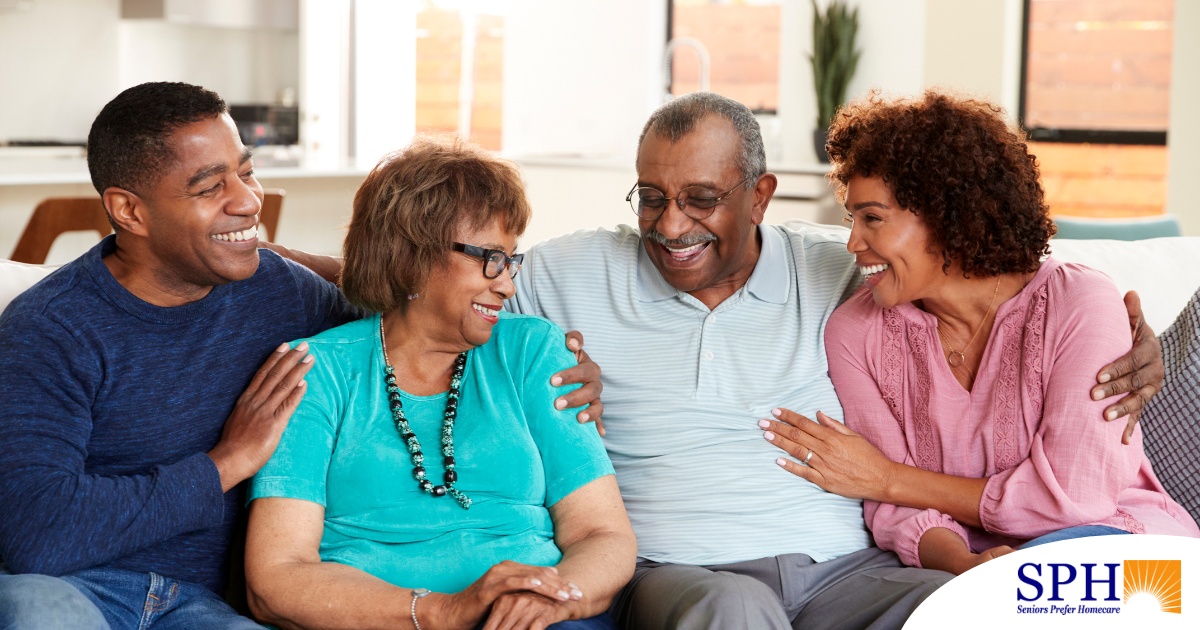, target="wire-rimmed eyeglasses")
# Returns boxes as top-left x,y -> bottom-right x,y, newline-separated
451,242 -> 524,279
625,175 -> 754,221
